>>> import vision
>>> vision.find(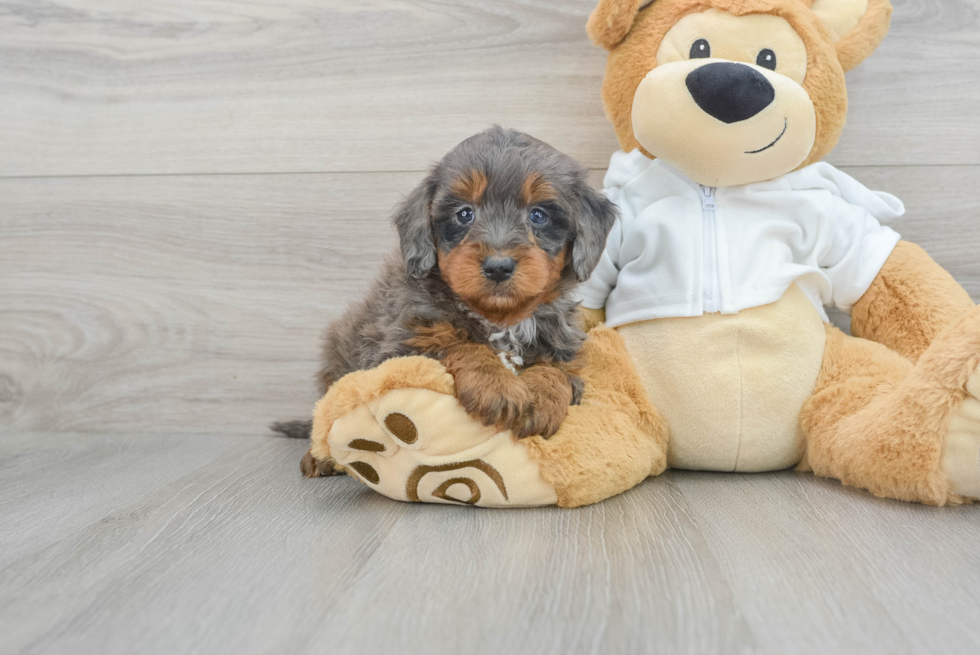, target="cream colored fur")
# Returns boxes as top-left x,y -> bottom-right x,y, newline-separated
311,327 -> 668,508
618,285 -> 825,471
